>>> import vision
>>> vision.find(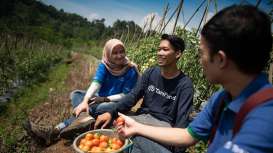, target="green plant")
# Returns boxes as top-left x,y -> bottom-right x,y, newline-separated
126,28 -> 221,153
0,33 -> 70,96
